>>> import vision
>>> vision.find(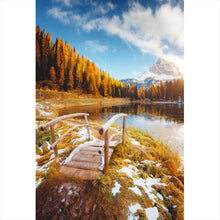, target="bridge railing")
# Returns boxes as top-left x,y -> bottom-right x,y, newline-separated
39,113 -> 91,164
99,113 -> 128,173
